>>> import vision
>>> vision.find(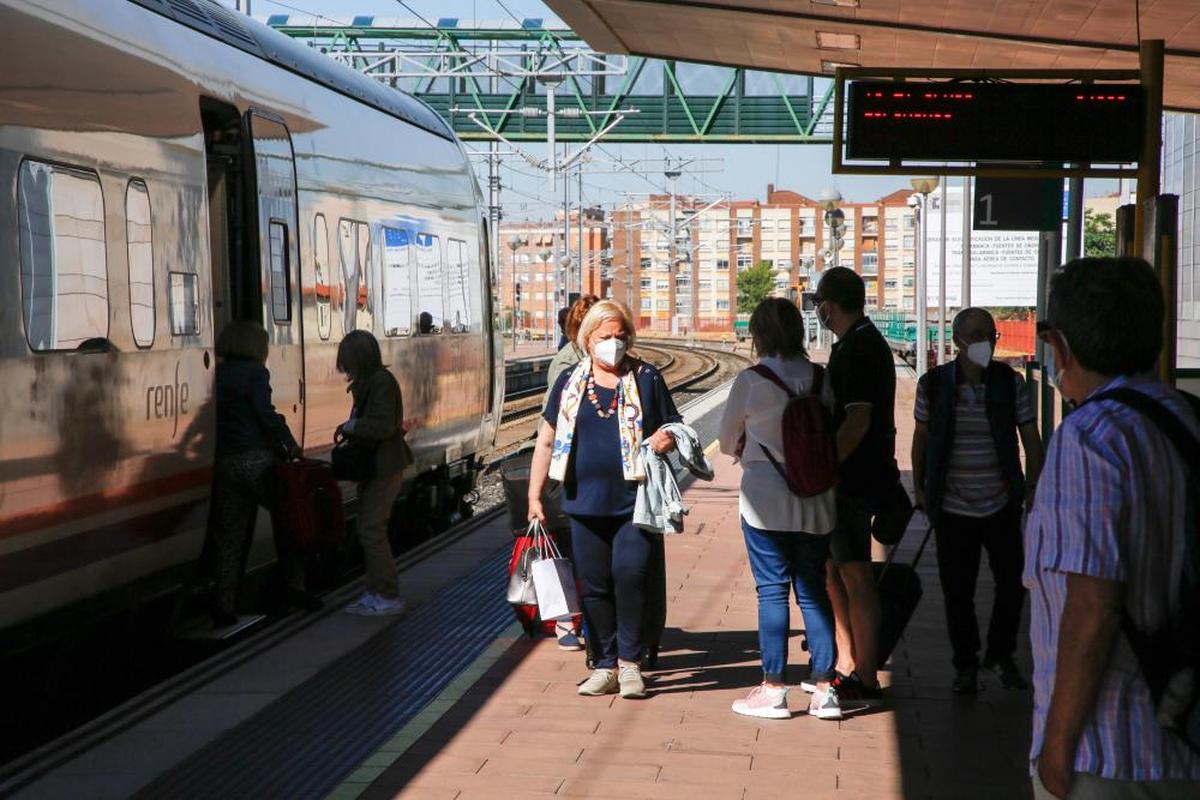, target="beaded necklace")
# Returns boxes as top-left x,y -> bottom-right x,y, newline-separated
586,369 -> 619,418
